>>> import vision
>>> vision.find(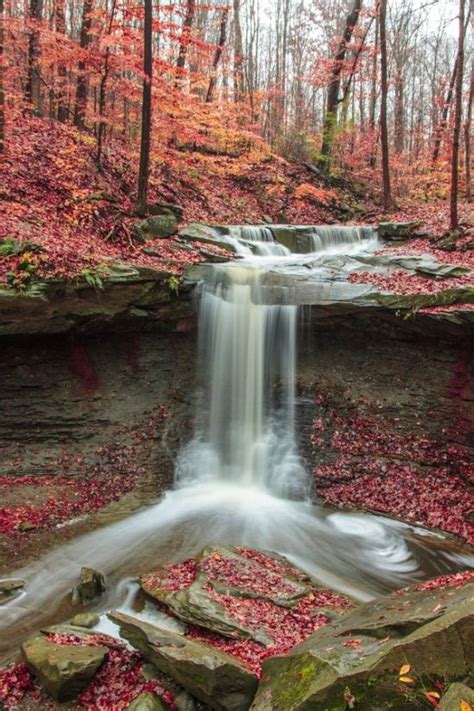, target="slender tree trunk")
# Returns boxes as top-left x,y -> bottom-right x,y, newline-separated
26,0 -> 43,112
318,0 -> 363,172
55,0 -> 67,121
464,58 -> 473,200
450,0 -> 466,230
432,57 -> 458,165
136,0 -> 152,215
74,0 -> 93,129
206,7 -> 229,103
233,0 -> 244,100
380,0 -> 393,209
0,0 -> 4,152
394,65 -> 404,153
96,0 -> 117,164
175,0 -> 195,86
